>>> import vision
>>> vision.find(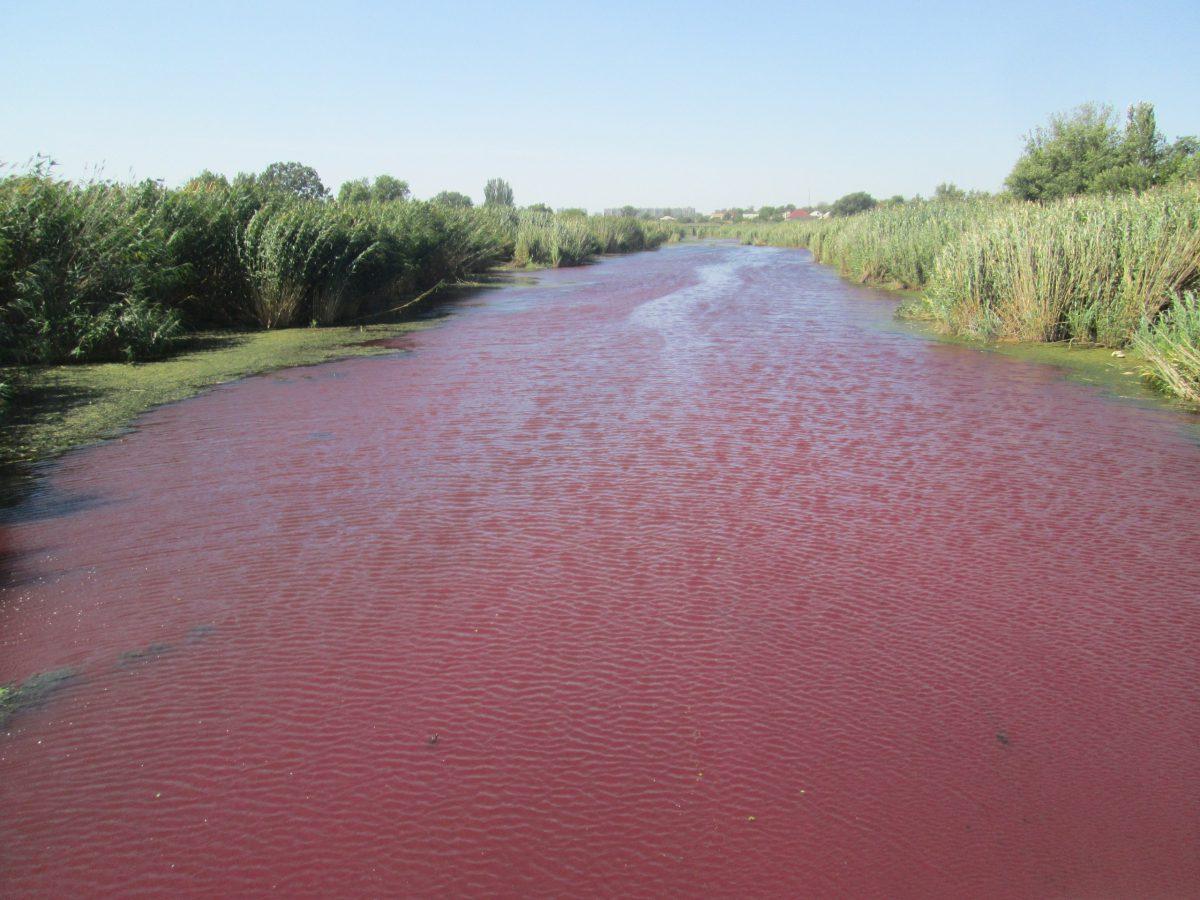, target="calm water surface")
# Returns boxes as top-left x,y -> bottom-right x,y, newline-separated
2,243 -> 1199,897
